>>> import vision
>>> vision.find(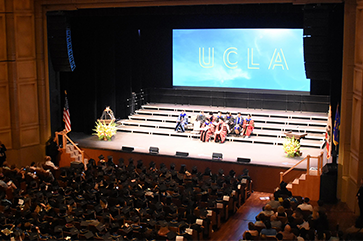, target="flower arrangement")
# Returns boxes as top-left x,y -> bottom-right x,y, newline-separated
283,136 -> 301,157
93,120 -> 117,141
